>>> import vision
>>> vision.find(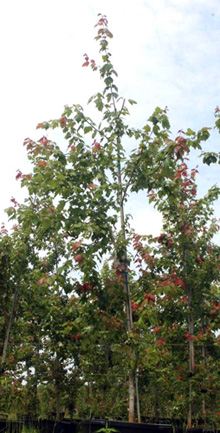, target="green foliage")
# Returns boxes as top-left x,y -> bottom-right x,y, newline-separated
96,427 -> 119,433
